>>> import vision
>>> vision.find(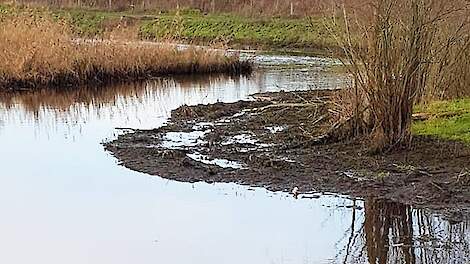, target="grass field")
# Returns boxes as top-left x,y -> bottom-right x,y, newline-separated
139,10 -> 340,51
0,5 -> 338,52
